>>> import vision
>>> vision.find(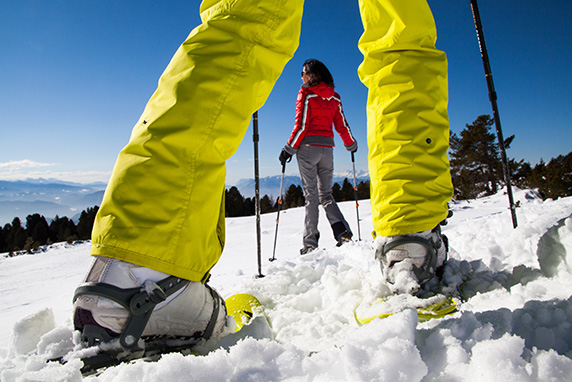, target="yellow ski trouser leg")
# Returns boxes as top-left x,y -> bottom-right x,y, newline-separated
357,0 -> 453,237
91,0 -> 304,281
